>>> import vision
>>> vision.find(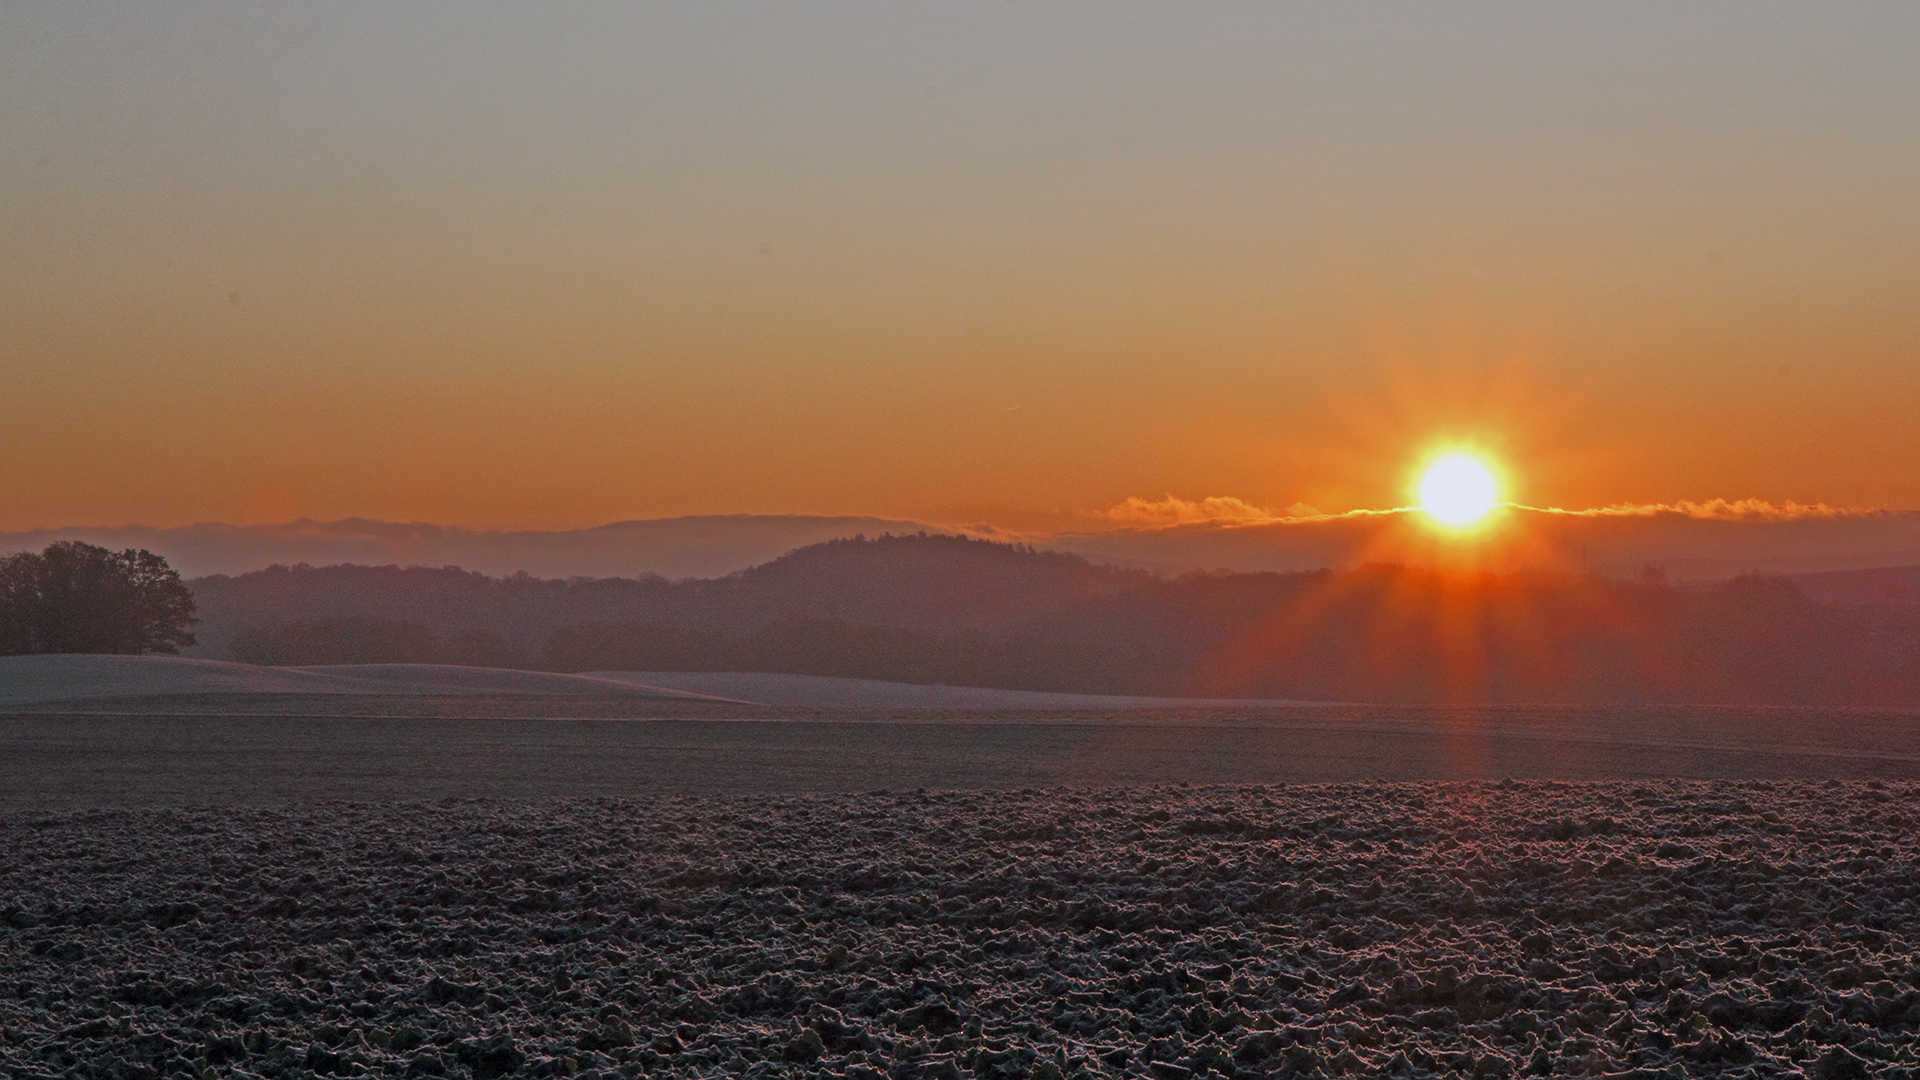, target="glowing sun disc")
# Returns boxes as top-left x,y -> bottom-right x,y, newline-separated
1419,454 -> 1500,527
